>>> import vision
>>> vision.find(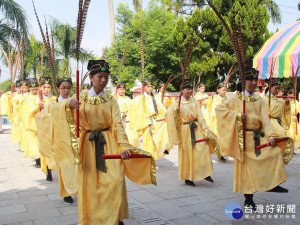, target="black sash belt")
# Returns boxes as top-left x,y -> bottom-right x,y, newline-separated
87,128 -> 110,173
151,93 -> 158,115
271,117 -> 282,127
184,121 -> 197,147
246,129 -> 265,157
